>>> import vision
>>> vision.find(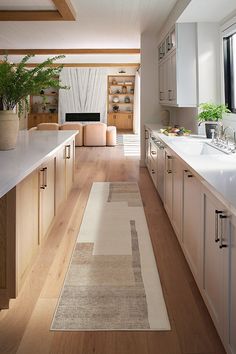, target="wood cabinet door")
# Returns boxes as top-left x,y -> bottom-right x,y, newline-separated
126,114 -> 133,130
182,169 -> 202,284
115,114 -> 132,130
202,189 -> 229,339
16,171 -> 39,292
28,114 -> 39,129
164,149 -> 173,219
55,146 -> 66,211
65,139 -> 75,197
39,158 -> 55,243
108,113 -> 116,126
